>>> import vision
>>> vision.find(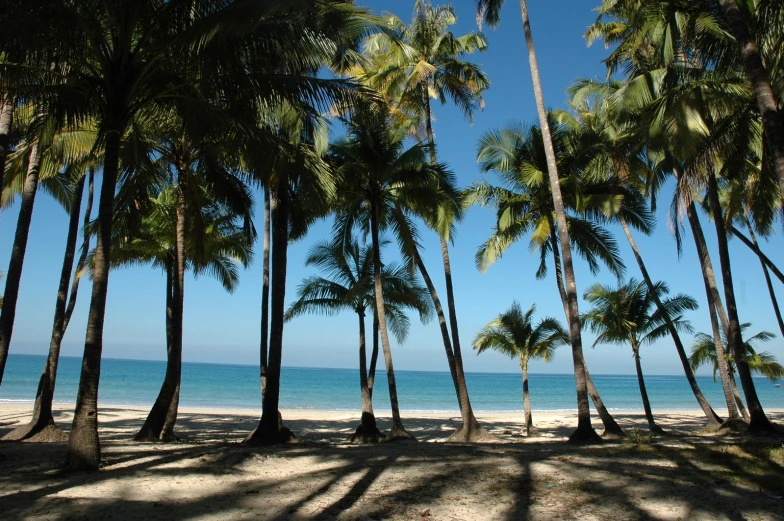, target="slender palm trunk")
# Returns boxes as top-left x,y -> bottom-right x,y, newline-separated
684,197 -> 739,418
549,218 -> 623,436
370,198 -> 413,440
619,215 -> 722,425
249,176 -> 294,444
135,173 -> 186,442
706,172 -> 775,433
520,357 -> 533,436
423,100 -> 483,440
517,0 -> 596,443
0,94 -> 13,232
3,172 -> 91,442
743,217 -> 784,338
368,313 -> 379,399
728,369 -> 749,421
66,127 -> 123,470
260,188 -> 271,401
351,310 -> 382,442
718,0 -> 784,202
730,226 -> 784,285
0,143 -> 41,386
632,341 -> 663,434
